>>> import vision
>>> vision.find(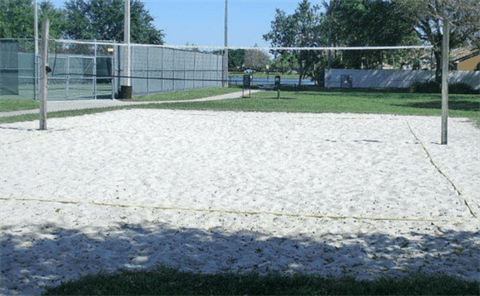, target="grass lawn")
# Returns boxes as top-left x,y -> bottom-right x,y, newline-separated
42,268 -> 478,295
1,89 -> 479,127
0,98 -> 40,112
131,89 -> 480,128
